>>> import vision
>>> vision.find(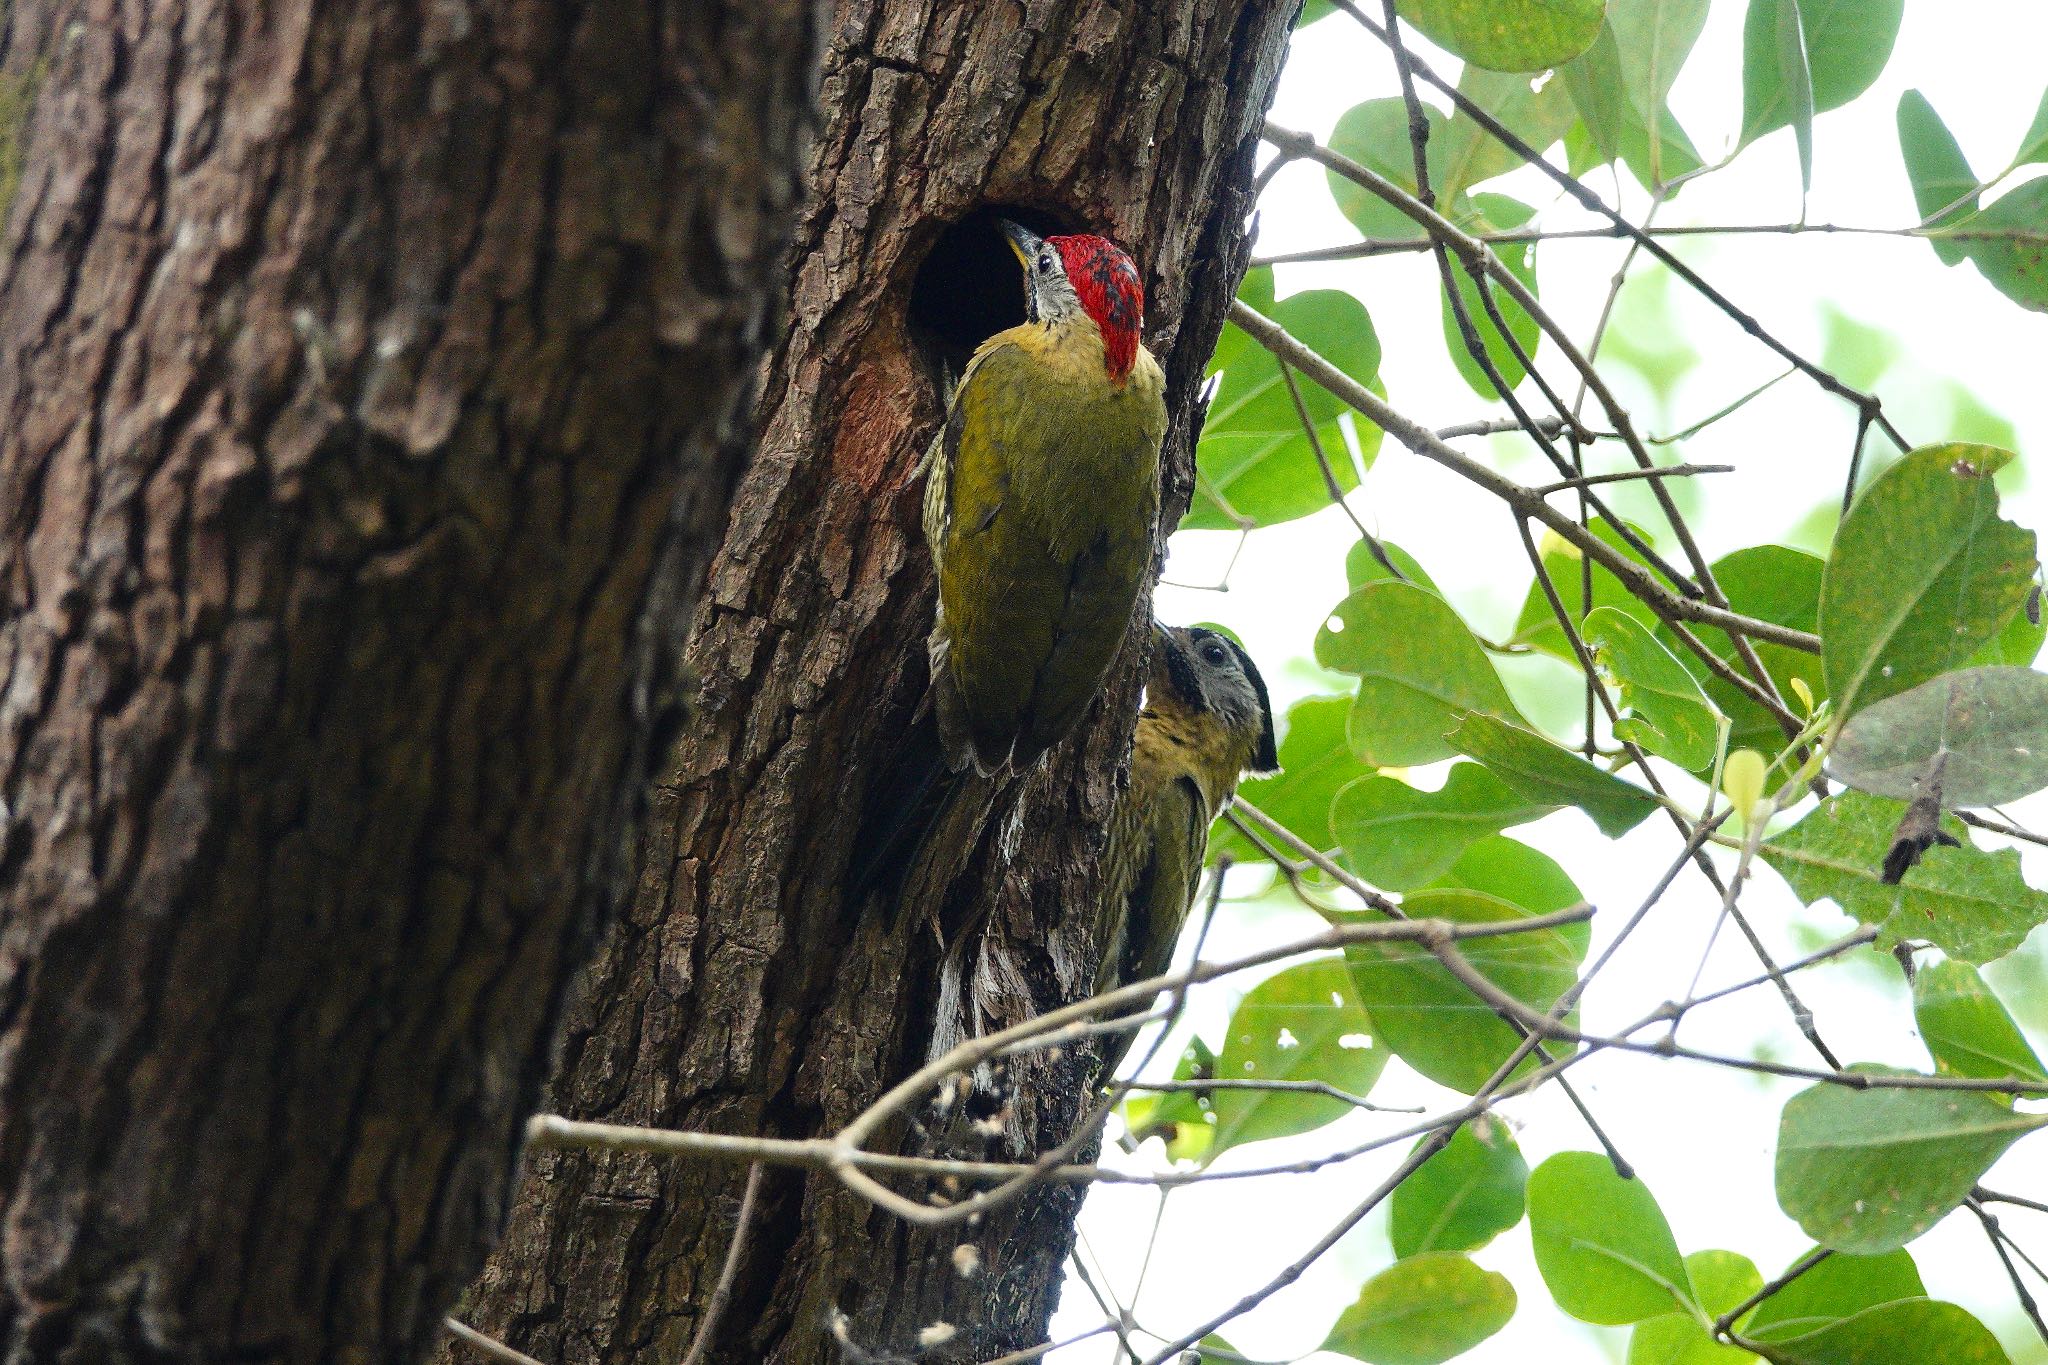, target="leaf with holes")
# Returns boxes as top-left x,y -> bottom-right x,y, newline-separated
1117,1035 -> 1217,1163
1774,1066 -> 2048,1253
1208,959 -> 1388,1158
1586,606 -> 1723,771
1345,889 -> 1583,1094
1390,1116 -> 1529,1258
1318,582 -> 1523,768
1437,68 -> 1578,201
1322,1251 -> 1518,1364
1334,766 -> 1558,892
1446,713 -> 1660,838
1820,443 -> 2037,719
1190,275 -> 1383,529
1761,791 -> 2048,963
1530,1151 -> 1696,1324
1830,666 -> 2048,807
1913,959 -> 2048,1087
